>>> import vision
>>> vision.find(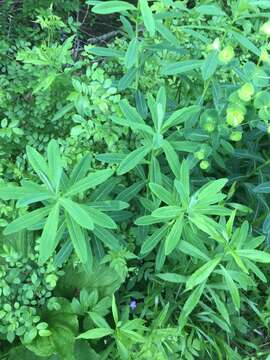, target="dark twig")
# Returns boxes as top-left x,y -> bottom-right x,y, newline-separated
88,30 -> 121,44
